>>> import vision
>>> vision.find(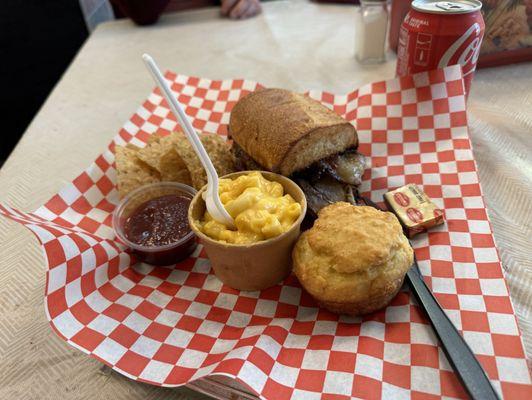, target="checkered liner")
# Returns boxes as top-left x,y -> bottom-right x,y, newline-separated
1,65 -> 530,400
